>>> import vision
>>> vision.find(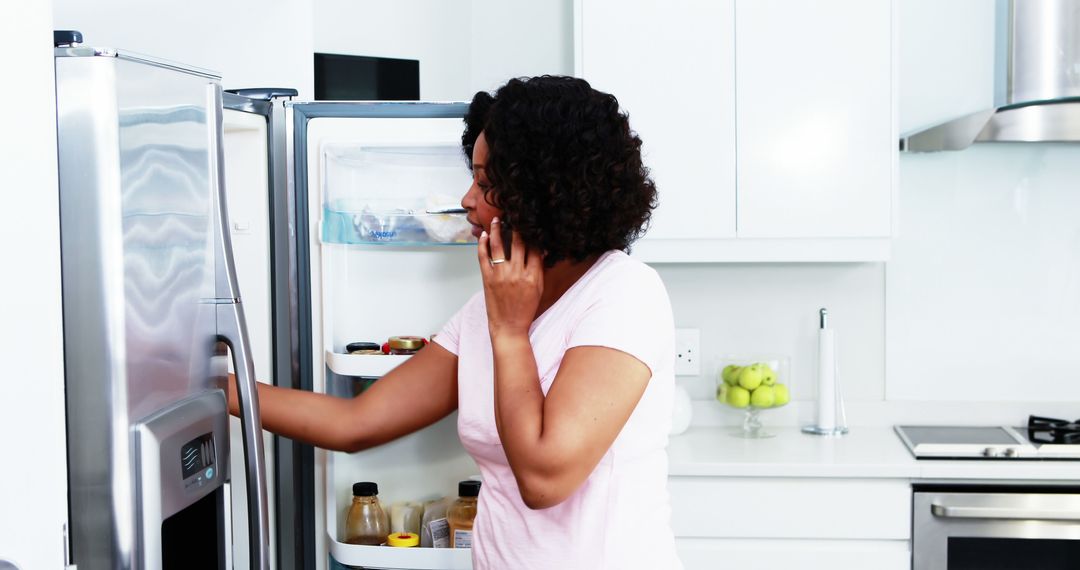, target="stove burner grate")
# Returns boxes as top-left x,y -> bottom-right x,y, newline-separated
1028,415 -> 1080,444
